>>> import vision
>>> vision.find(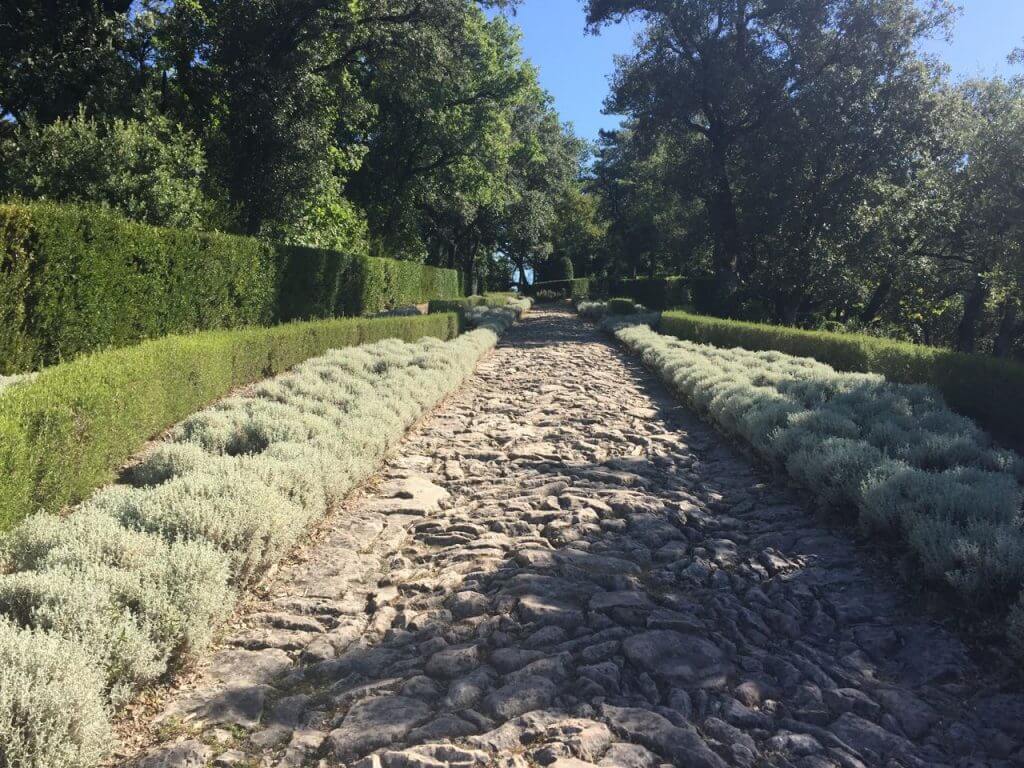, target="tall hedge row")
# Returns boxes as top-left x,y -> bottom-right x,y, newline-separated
0,312 -> 459,531
0,202 -> 461,373
366,256 -> 462,315
0,203 -> 276,373
661,310 -> 1024,451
